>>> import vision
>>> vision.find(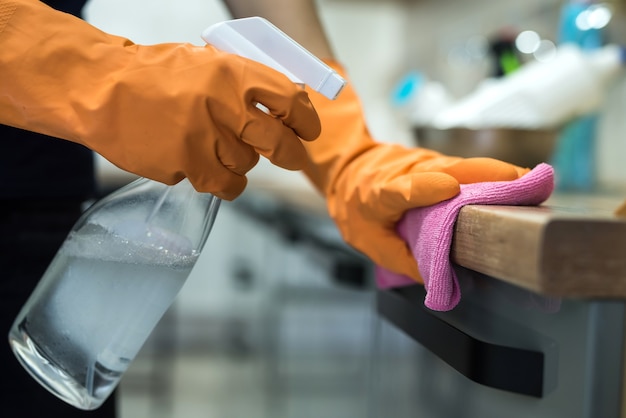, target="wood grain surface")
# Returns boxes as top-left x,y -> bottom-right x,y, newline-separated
451,194 -> 626,298
248,181 -> 626,298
